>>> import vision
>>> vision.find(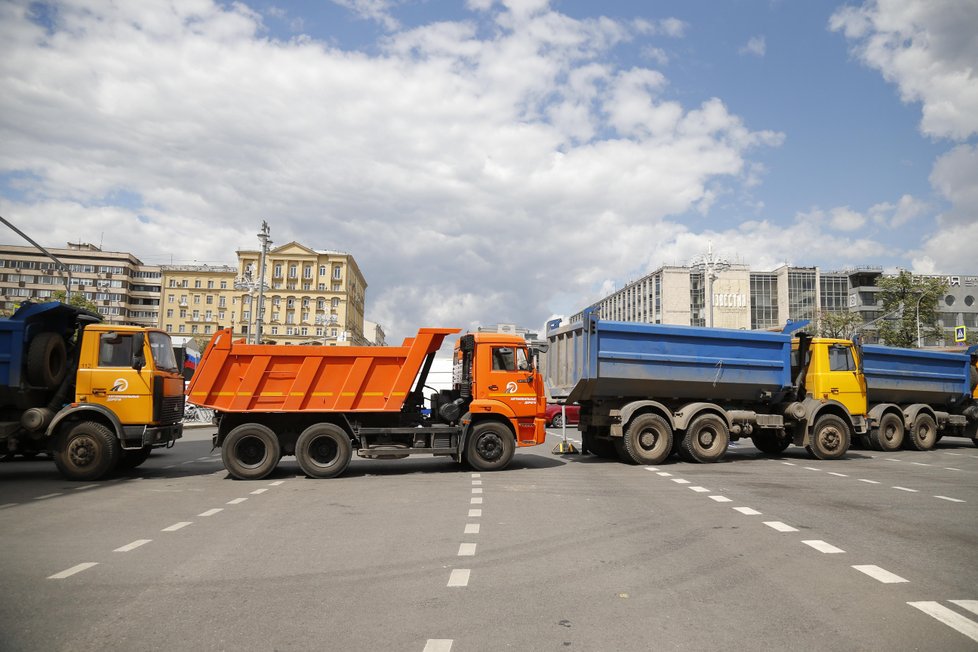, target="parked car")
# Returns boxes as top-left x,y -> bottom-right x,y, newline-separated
545,402 -> 580,427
